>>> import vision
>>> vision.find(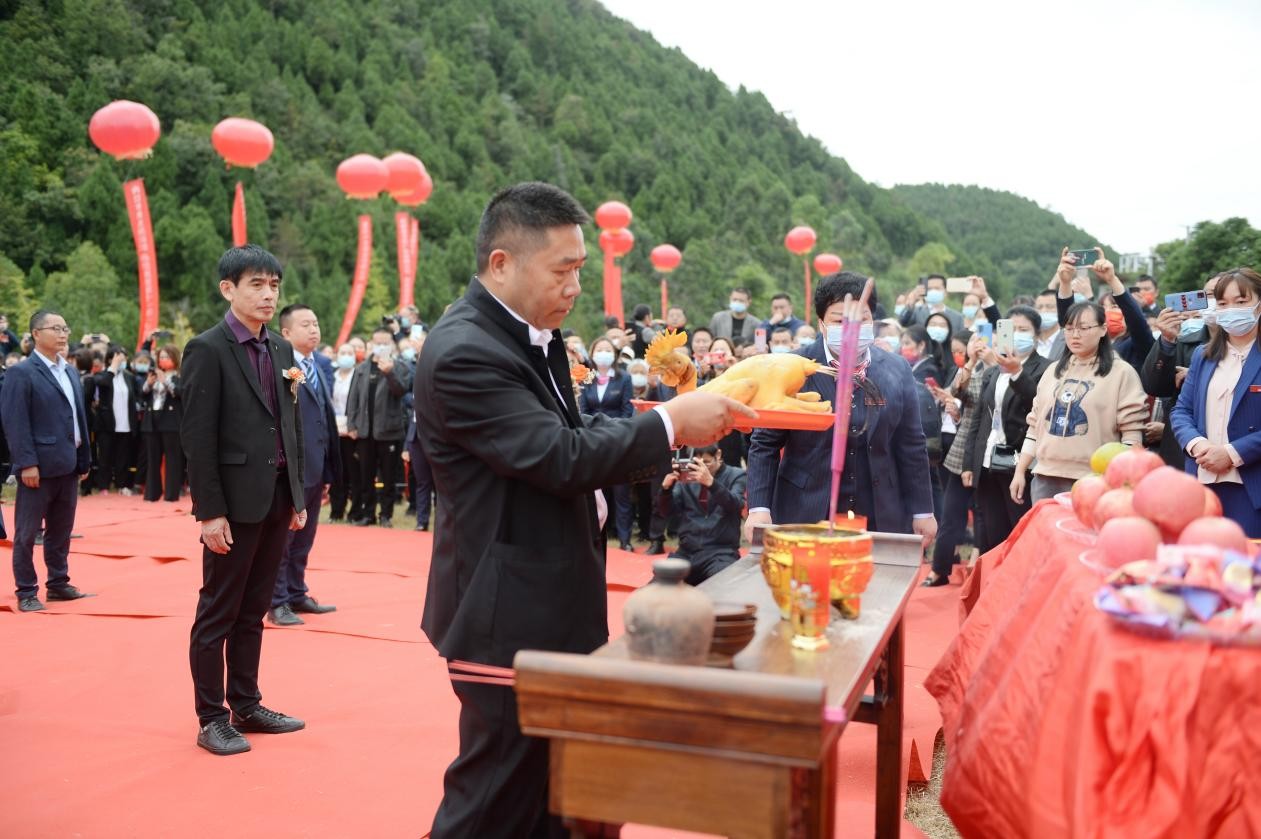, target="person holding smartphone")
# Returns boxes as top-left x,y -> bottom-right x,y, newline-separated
345,326 -> 413,527
657,444 -> 747,584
